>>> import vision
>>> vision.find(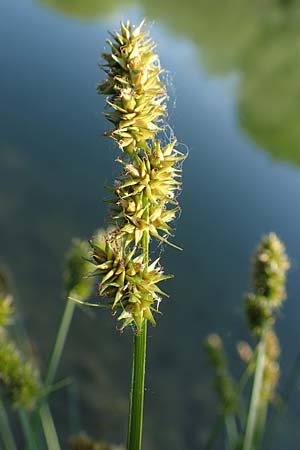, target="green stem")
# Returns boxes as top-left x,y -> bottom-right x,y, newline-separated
253,403 -> 268,450
45,299 -> 75,387
19,409 -> 37,450
127,321 -> 147,450
39,403 -> 61,450
242,334 -> 266,450
127,200 -> 149,450
11,308 -> 44,449
225,415 -> 239,450
236,368 -> 253,430
38,298 -> 75,450
0,399 -> 17,450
